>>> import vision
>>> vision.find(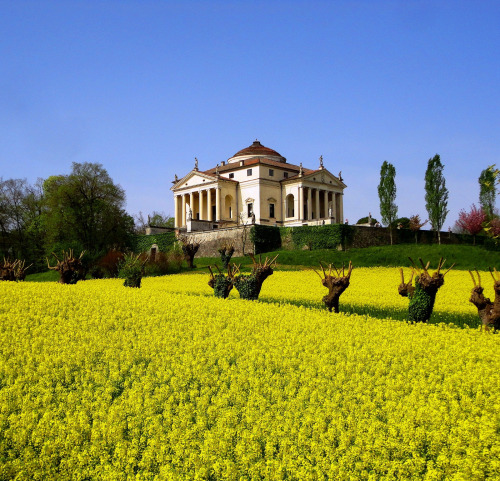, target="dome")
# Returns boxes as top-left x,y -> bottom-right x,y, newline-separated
227,140 -> 286,163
